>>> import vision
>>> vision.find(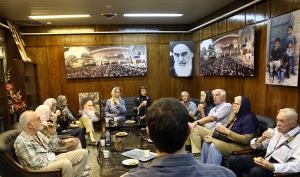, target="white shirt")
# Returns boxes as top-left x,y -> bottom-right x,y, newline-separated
250,126 -> 300,173
205,102 -> 232,130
